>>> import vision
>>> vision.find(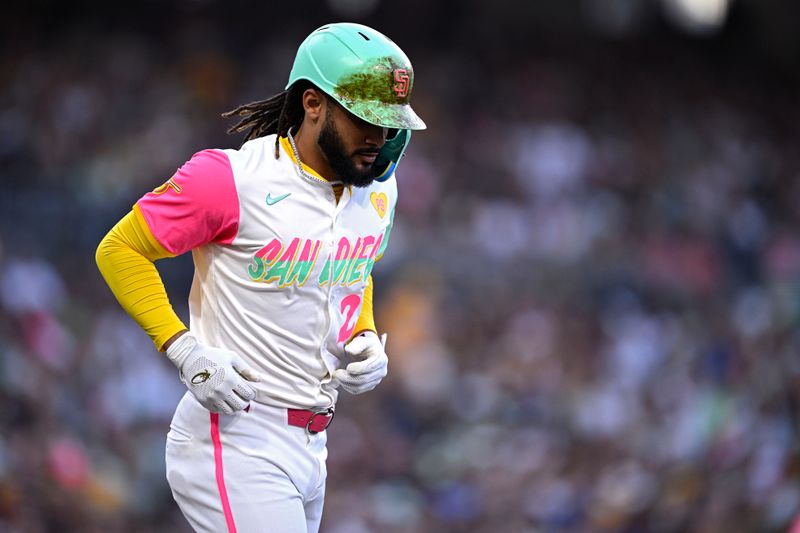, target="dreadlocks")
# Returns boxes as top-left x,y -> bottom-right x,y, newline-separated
221,81 -> 312,158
